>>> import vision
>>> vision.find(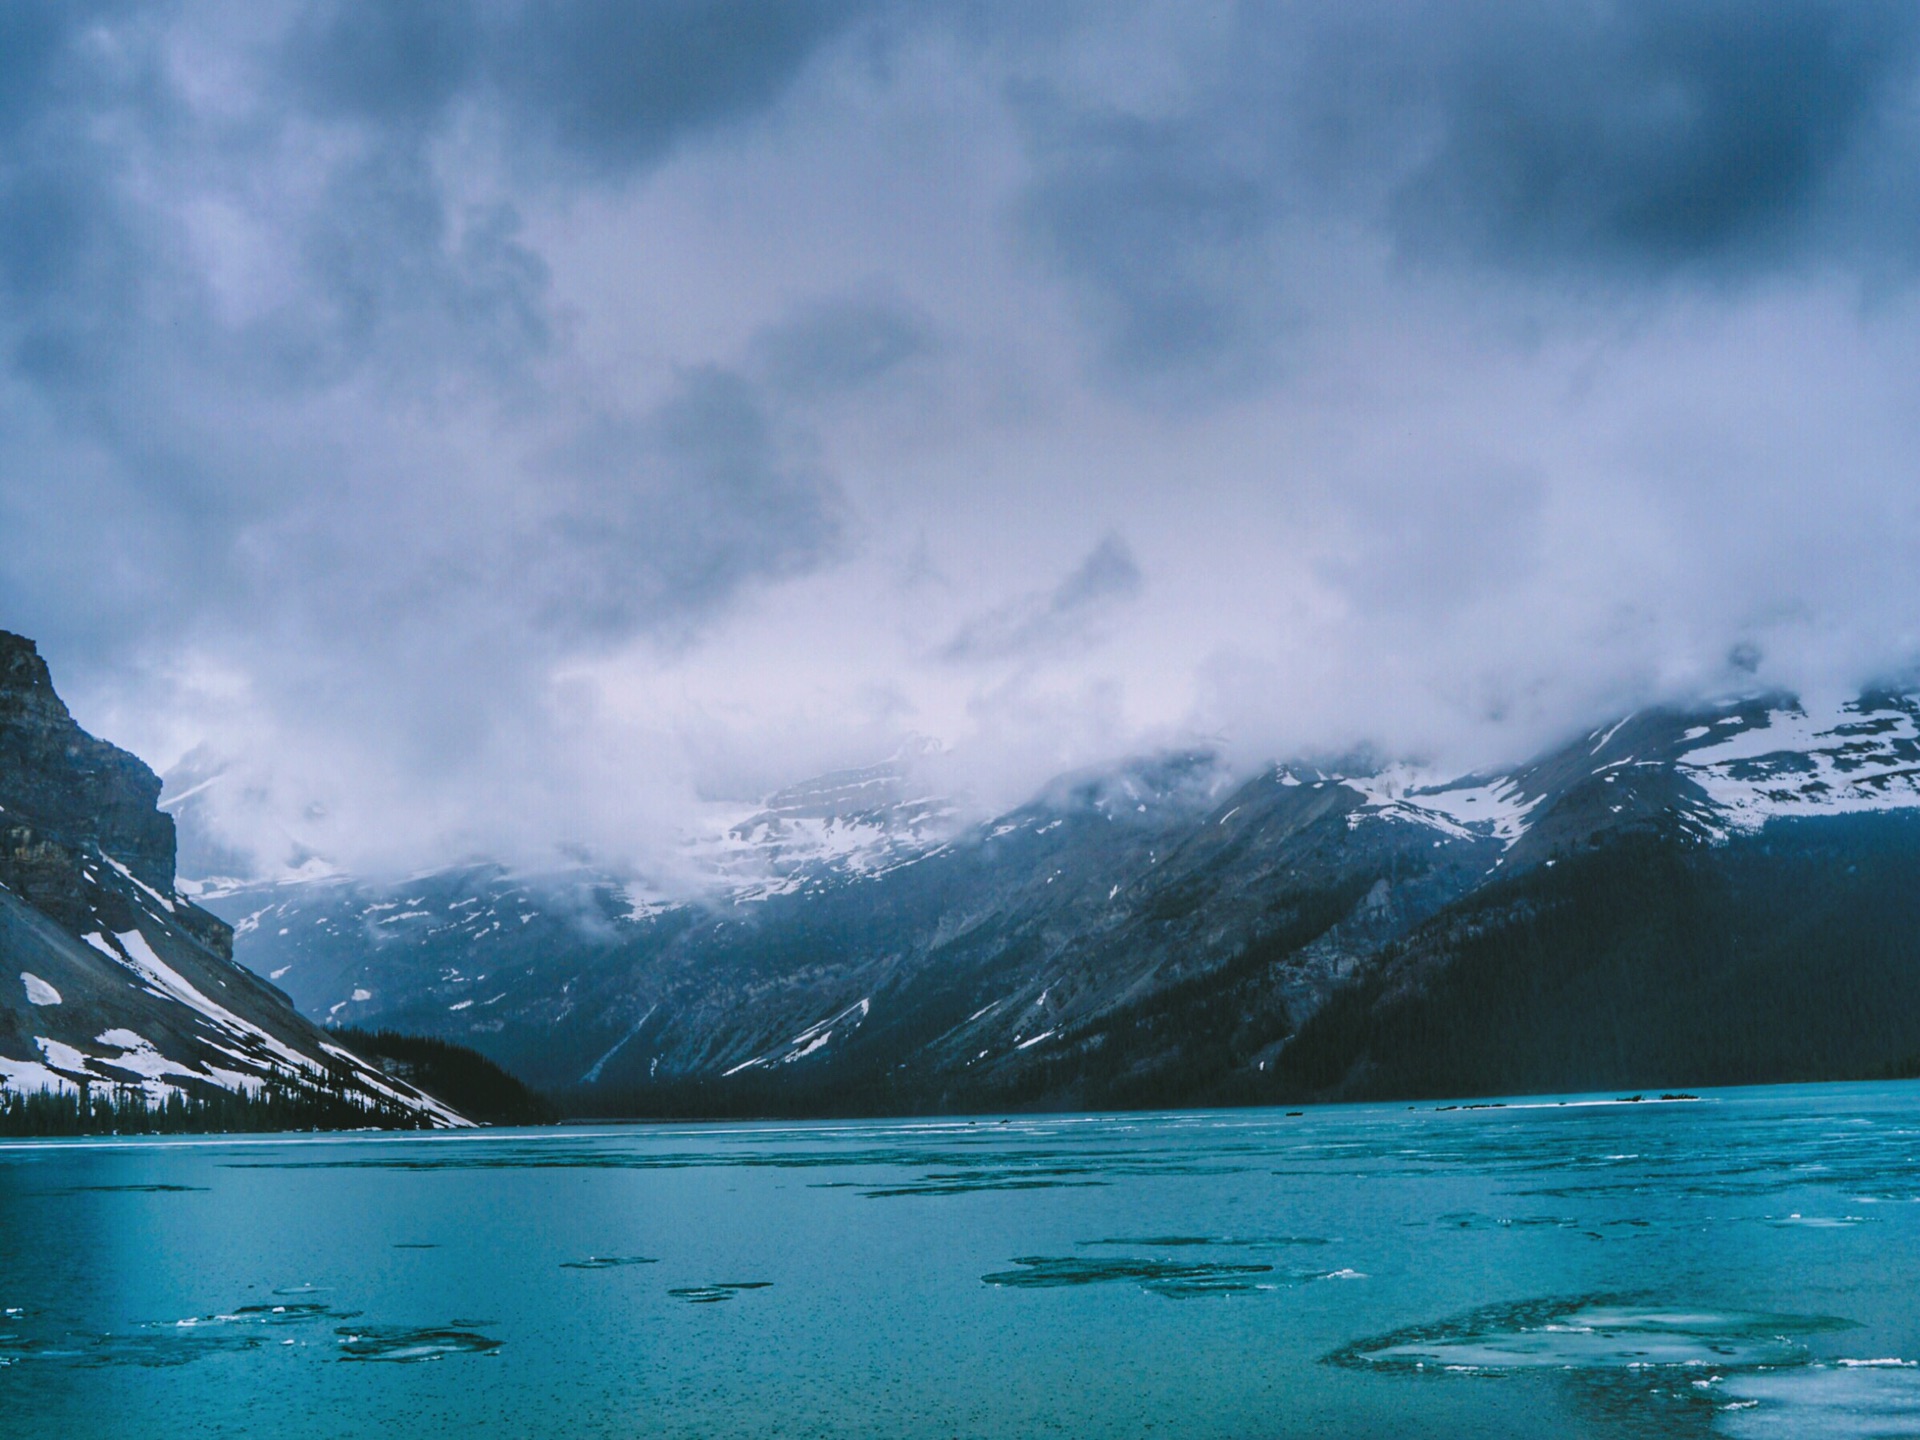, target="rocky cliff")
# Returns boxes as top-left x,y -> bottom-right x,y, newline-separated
1,632 -> 230,957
